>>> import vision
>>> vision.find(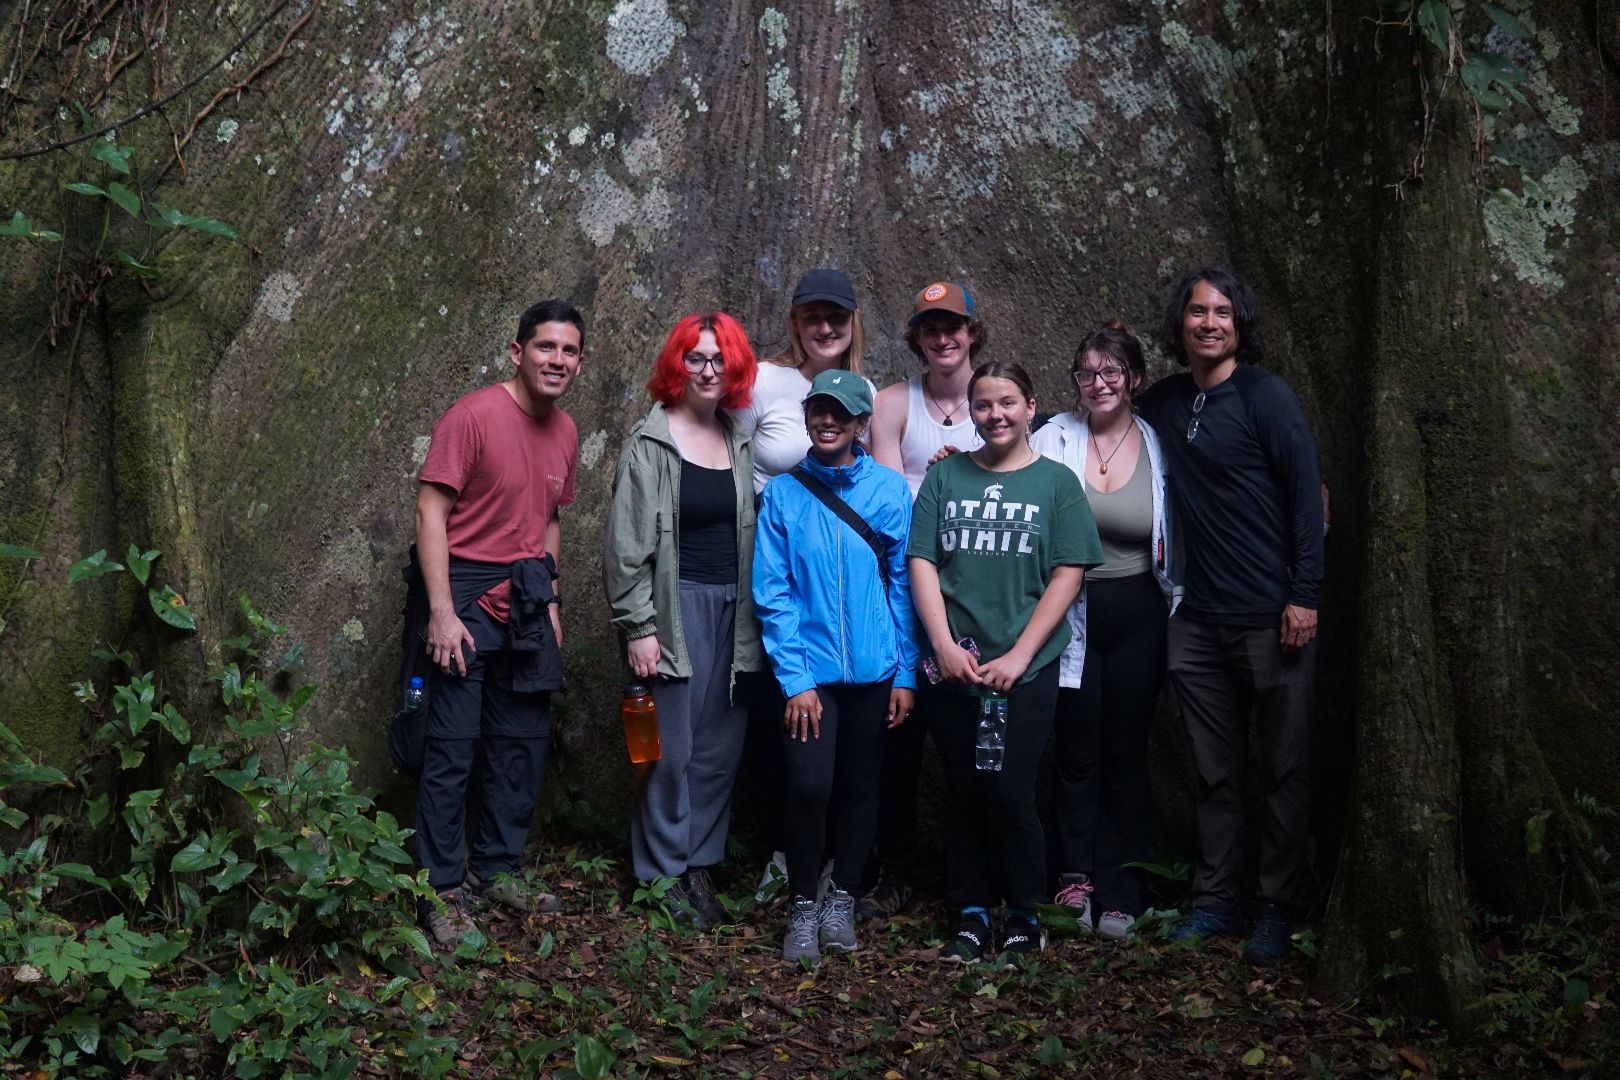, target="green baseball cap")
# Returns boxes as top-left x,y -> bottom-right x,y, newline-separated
803,369 -> 873,417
